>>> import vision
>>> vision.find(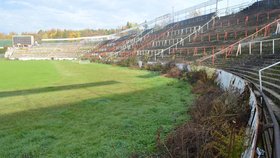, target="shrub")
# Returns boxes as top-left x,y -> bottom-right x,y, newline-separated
143,63 -> 163,71
155,70 -> 250,158
165,67 -> 182,78
186,70 -> 208,84
161,61 -> 176,74
116,56 -> 138,67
